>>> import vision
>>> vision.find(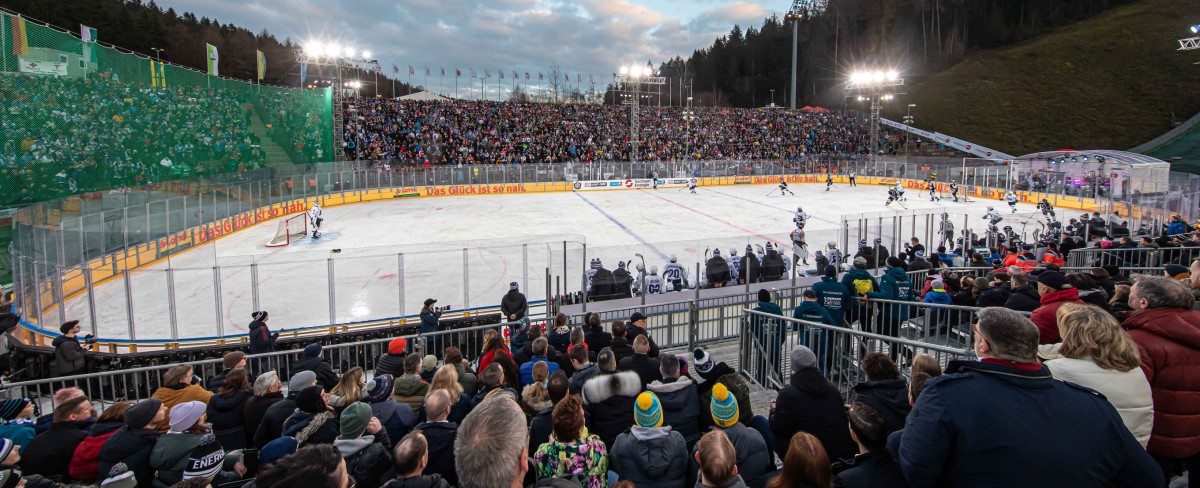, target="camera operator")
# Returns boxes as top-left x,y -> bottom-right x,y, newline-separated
51,320 -> 93,377
421,299 -> 448,354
